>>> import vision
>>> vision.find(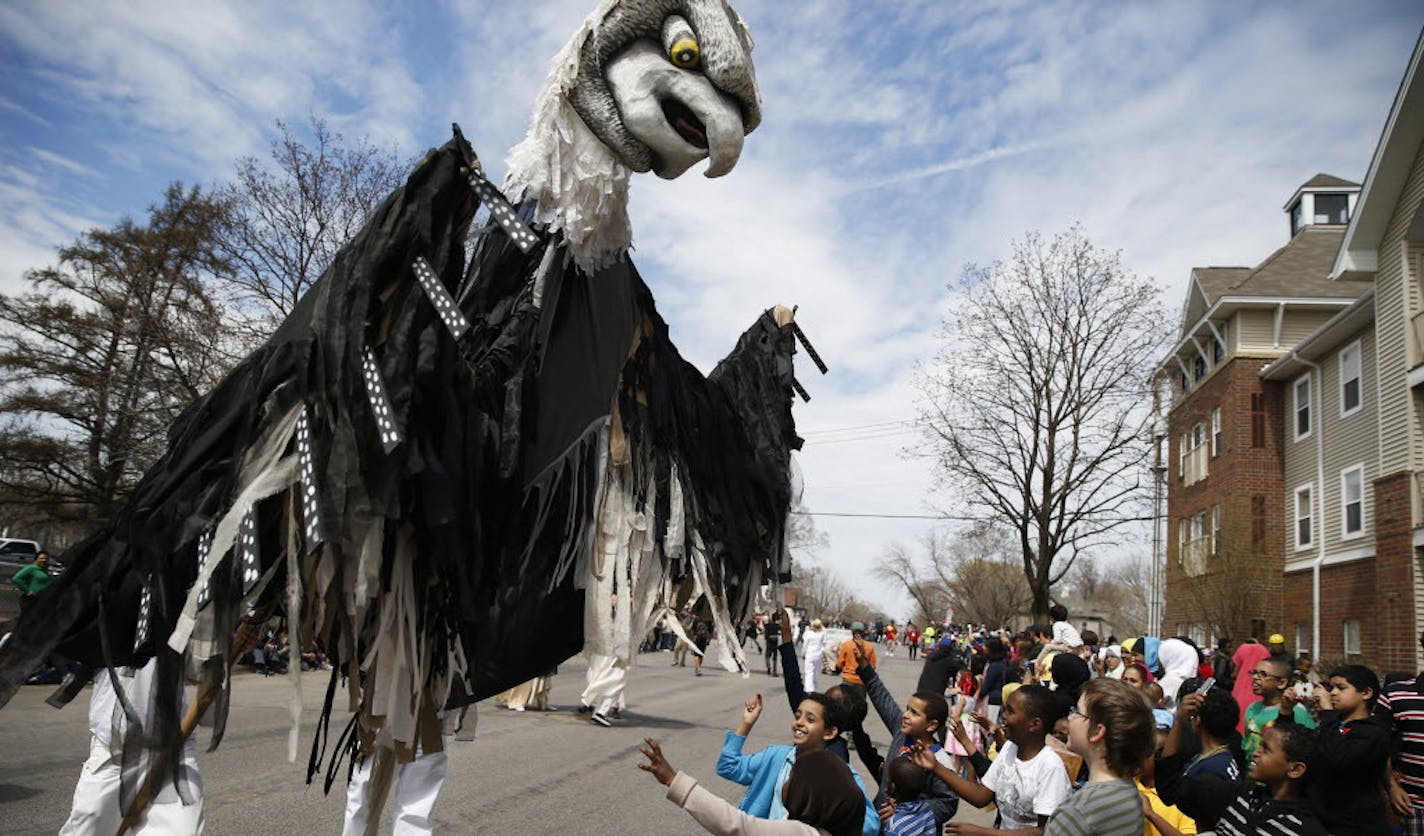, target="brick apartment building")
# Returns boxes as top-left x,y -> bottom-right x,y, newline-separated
1159,31 -> 1424,671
